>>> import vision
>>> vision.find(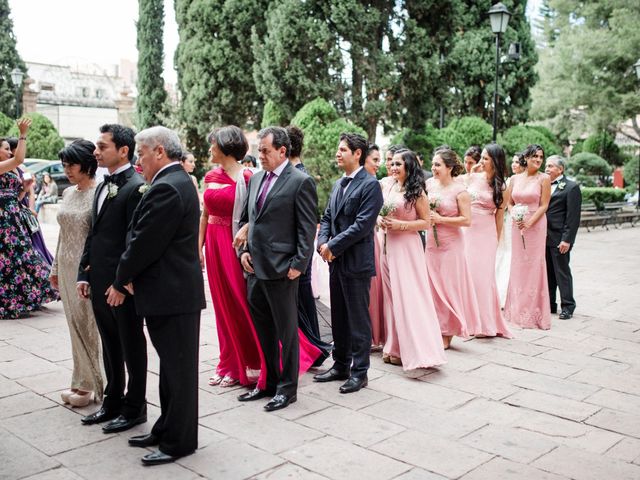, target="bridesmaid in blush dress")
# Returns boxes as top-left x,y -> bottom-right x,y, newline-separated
464,144 -> 512,338
504,144 -> 552,329
425,147 -> 481,349
379,150 -> 446,370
